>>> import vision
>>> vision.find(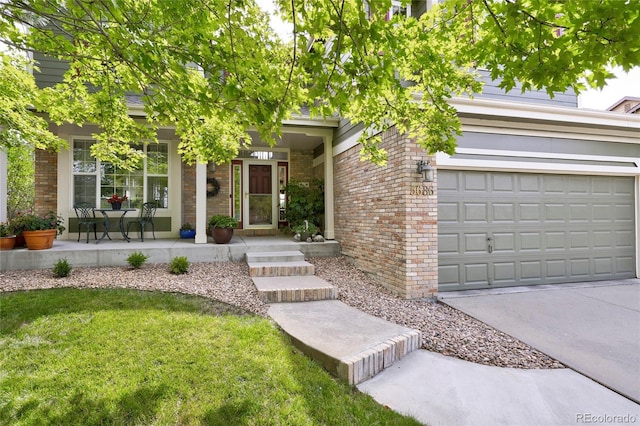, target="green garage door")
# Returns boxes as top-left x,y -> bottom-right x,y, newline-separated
438,171 -> 636,291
